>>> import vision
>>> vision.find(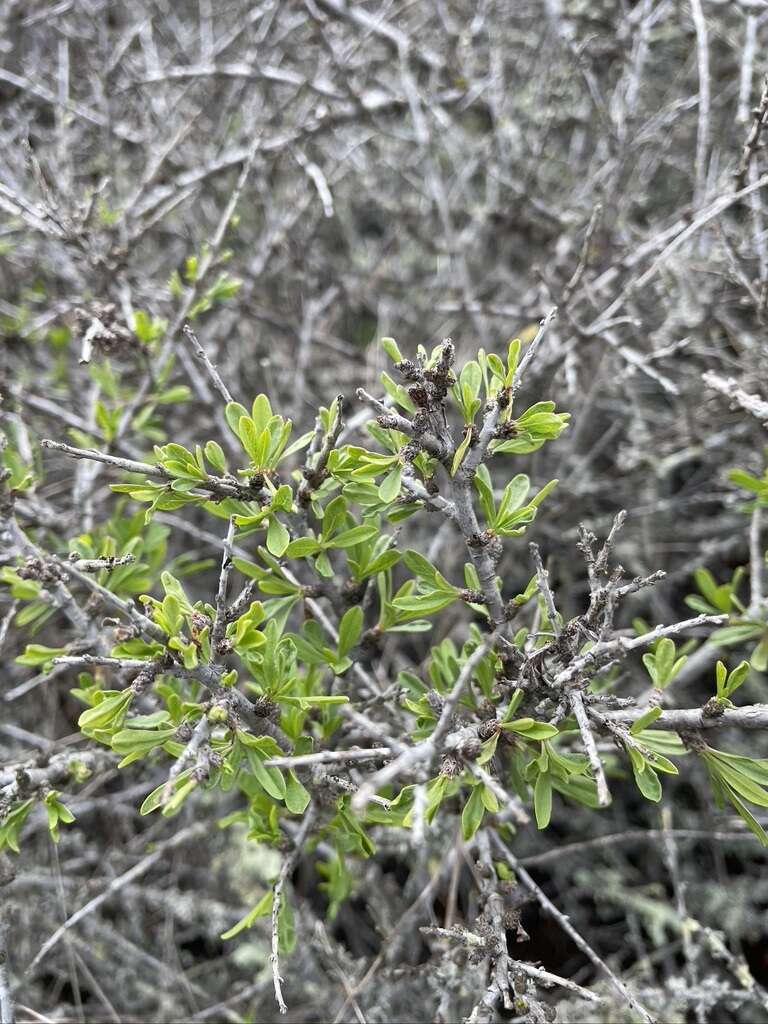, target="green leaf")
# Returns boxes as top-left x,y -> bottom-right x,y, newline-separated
751,636 -> 768,673
632,759 -> 662,802
425,775 -> 450,823
378,465 -> 402,503
392,592 -> 458,617
111,727 -> 176,756
16,643 -> 67,668
204,440 -> 226,473
279,695 -> 349,708
711,760 -> 768,807
224,402 -> 249,437
338,606 -> 363,658
451,428 -> 473,476
78,690 -> 134,731
246,748 -> 287,801
502,718 -> 559,740
461,784 -> 486,840
0,799 -> 35,853
533,772 -> 553,829
252,394 -> 273,431
496,475 -> 530,522
284,771 -> 311,814
380,337 -> 403,363
629,706 -> 662,736
221,890 -> 273,940
266,517 -> 290,557
331,525 -> 379,549
277,892 -> 296,954
477,732 -> 500,766
722,789 -> 768,847
284,537 -> 321,557
403,549 -> 438,581
711,624 -> 762,646
480,784 -> 499,813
